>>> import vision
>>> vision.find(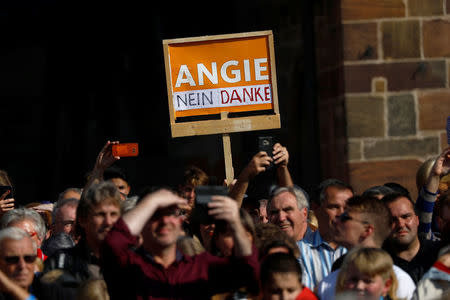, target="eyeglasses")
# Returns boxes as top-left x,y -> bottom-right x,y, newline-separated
2,255 -> 37,265
28,231 -> 37,238
338,212 -> 369,225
